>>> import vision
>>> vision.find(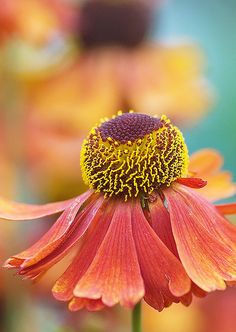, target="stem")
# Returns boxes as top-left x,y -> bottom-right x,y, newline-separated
132,302 -> 142,332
